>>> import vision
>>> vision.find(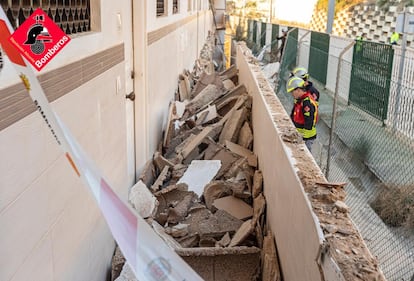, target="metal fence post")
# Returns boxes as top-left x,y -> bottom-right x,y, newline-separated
326,41 -> 355,179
